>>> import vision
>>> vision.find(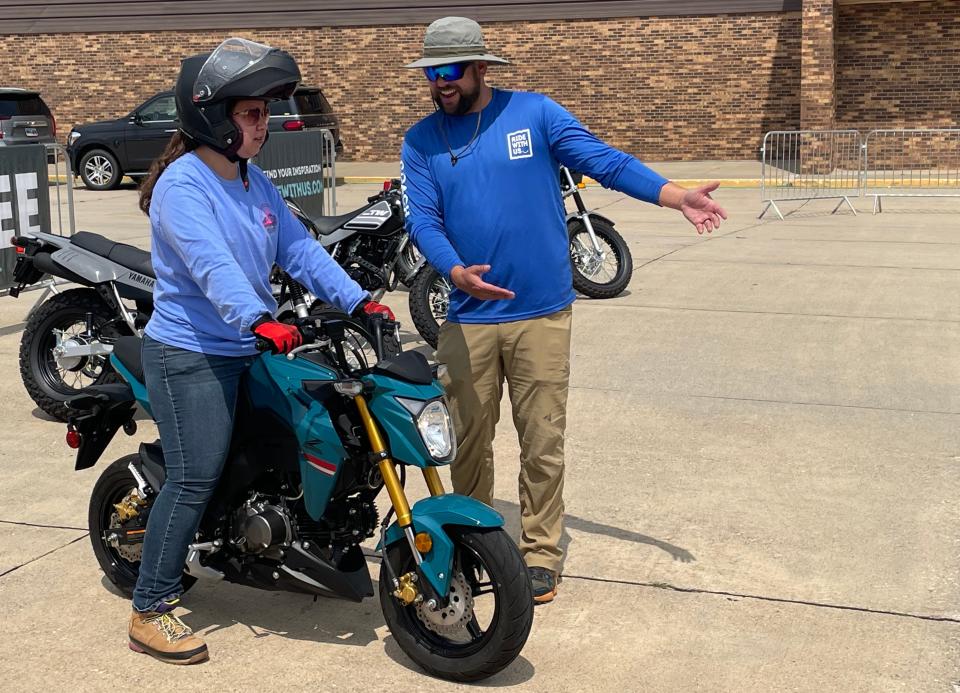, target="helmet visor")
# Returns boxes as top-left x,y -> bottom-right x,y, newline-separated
193,37 -> 273,103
